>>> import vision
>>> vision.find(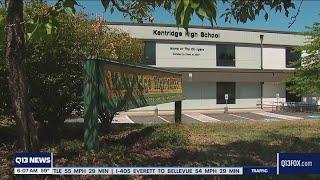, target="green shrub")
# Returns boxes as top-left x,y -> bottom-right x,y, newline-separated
0,9 -> 11,117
